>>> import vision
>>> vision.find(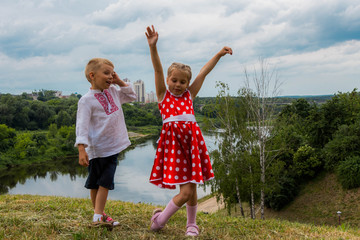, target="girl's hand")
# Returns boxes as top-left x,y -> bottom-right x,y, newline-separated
145,25 -> 158,47
219,46 -> 233,57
